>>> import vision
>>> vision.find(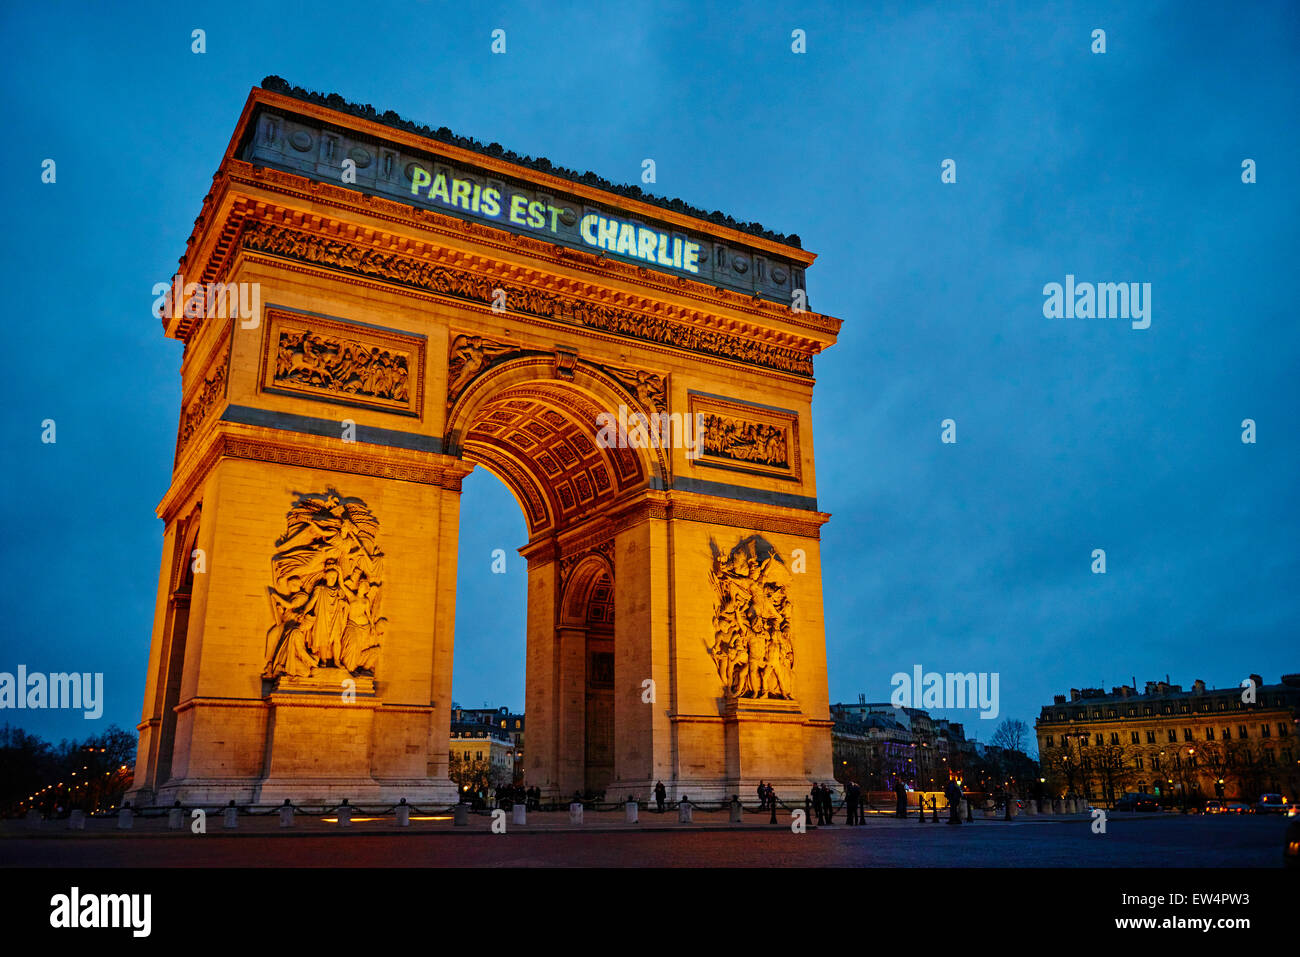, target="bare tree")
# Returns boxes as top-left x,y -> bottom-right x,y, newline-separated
990,718 -> 1030,754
